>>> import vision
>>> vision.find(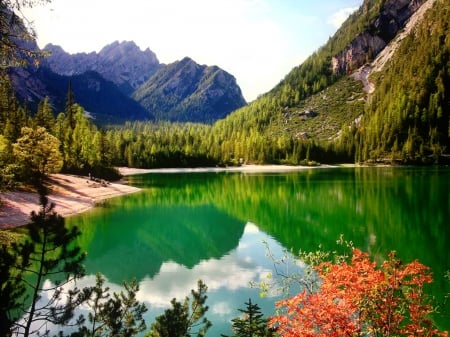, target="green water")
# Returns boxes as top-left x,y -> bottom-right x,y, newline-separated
67,167 -> 450,335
